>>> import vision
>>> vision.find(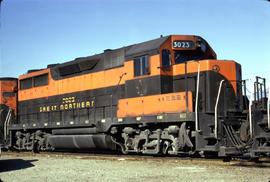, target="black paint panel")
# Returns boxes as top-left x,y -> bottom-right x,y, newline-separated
125,75 -> 173,98
173,71 -> 238,113
18,85 -> 125,129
